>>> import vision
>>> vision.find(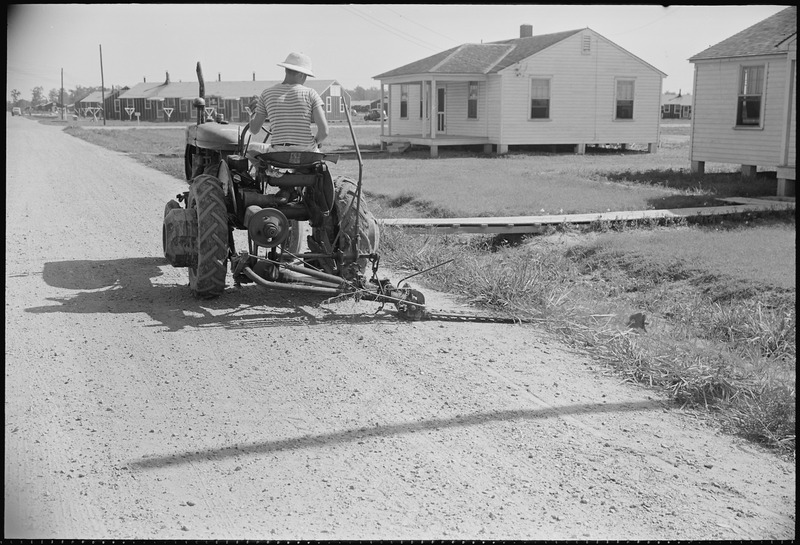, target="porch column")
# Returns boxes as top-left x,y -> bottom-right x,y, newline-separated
380,83 -> 387,151
430,78 -> 437,140
421,80 -> 428,138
